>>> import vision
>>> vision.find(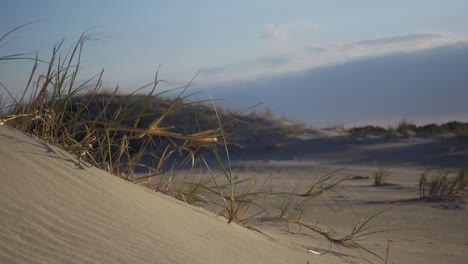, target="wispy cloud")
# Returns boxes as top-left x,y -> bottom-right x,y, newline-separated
340,32 -> 467,55
201,32 -> 468,85
261,24 -> 288,41
354,33 -> 454,47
